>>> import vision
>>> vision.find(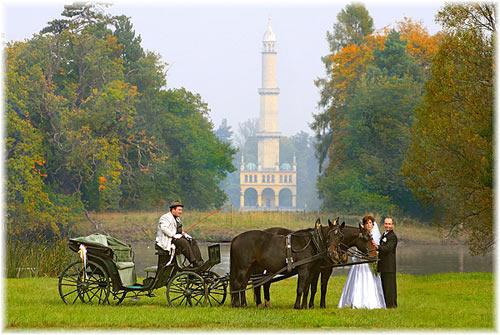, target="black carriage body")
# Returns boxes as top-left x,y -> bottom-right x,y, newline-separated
60,233 -> 226,306
68,235 -> 135,292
